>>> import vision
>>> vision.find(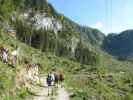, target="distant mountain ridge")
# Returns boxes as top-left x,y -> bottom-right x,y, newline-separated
102,29 -> 133,60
